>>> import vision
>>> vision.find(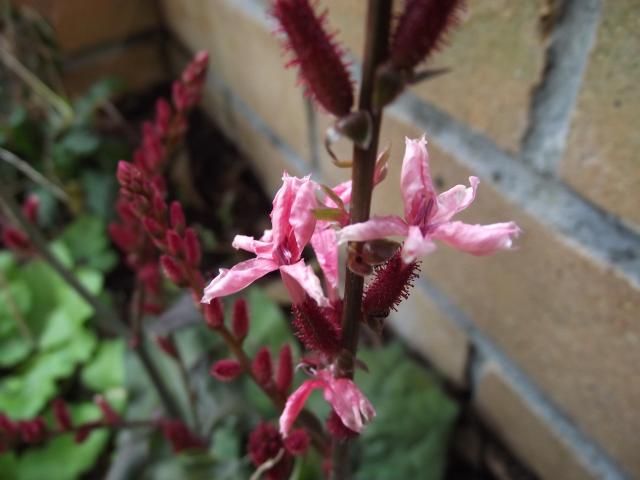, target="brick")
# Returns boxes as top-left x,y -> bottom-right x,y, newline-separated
160,0 -> 312,166
62,42 -> 166,96
17,0 -> 160,53
561,1 -> 640,230
322,0 -> 546,152
475,362 -> 595,480
372,112 -> 640,476
390,286 -> 469,386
